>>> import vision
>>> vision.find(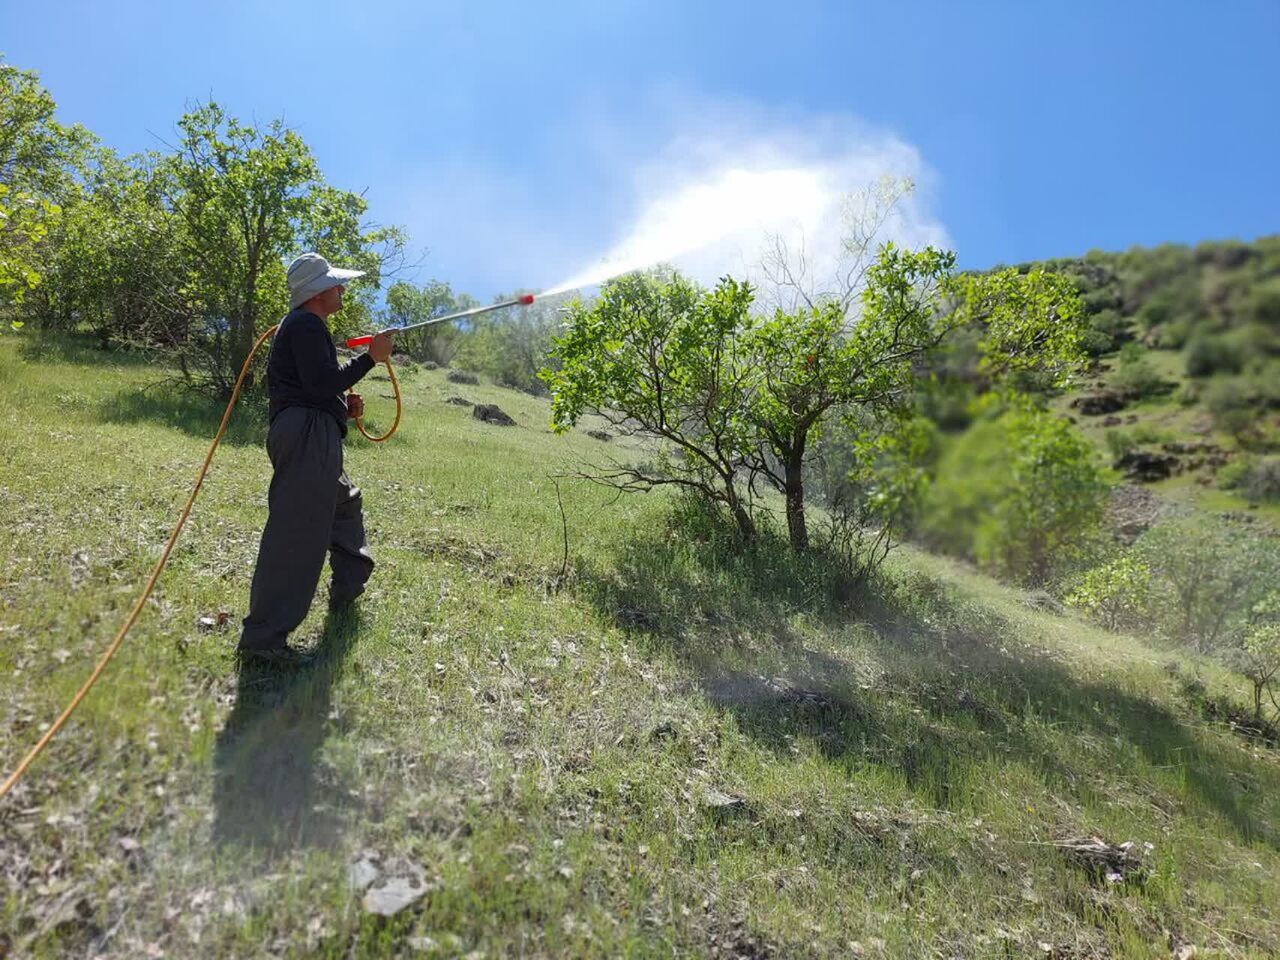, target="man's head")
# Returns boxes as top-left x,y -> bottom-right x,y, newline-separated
287,252 -> 365,319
